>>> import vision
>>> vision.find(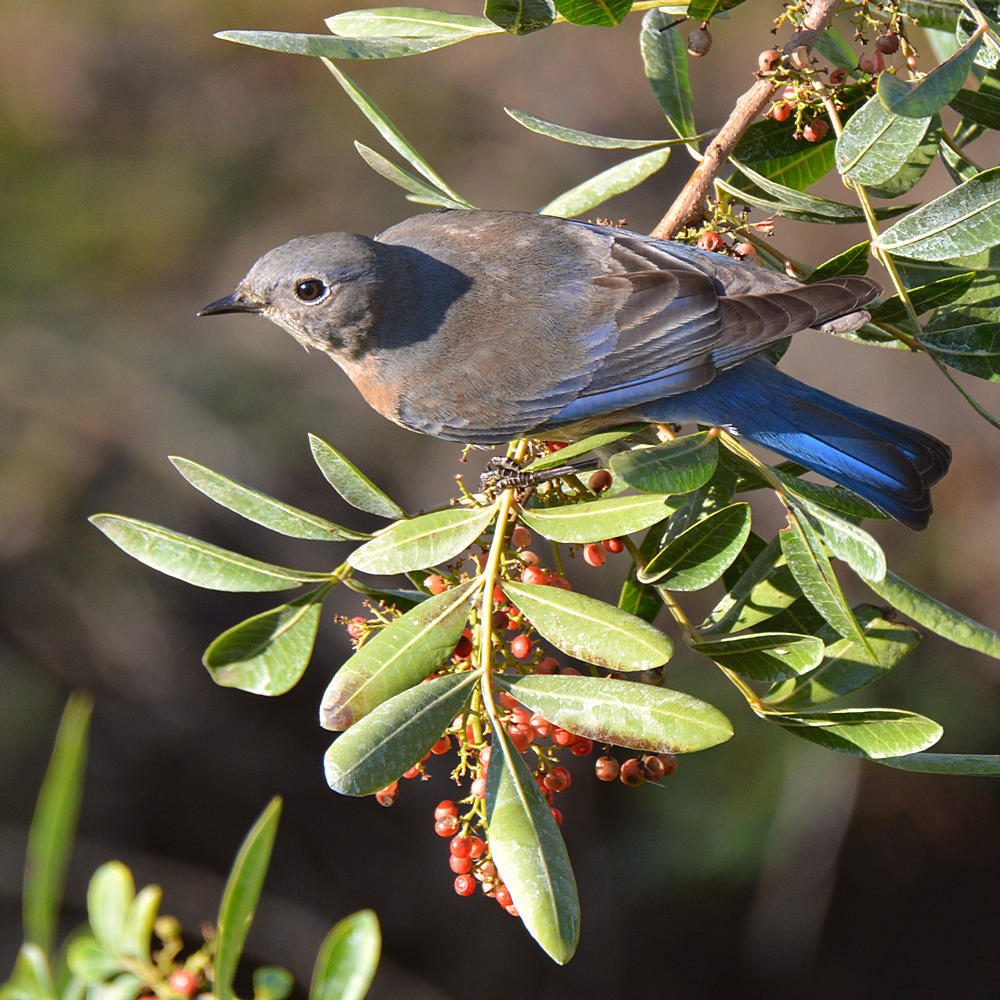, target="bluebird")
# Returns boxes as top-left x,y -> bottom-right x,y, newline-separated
199,210 -> 950,528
